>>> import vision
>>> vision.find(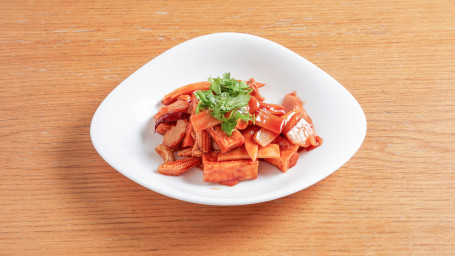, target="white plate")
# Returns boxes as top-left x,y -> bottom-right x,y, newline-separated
90,33 -> 367,206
